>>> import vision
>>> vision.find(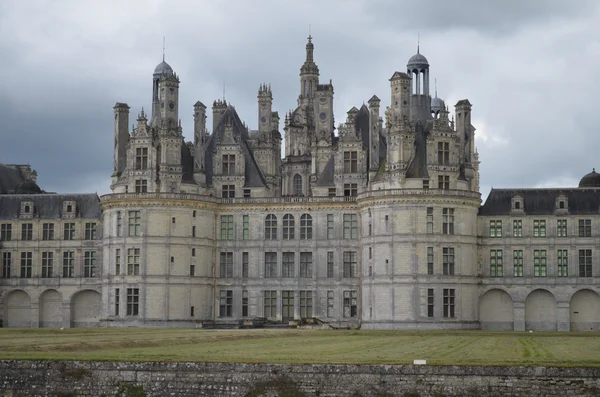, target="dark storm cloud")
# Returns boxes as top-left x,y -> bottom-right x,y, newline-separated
1,0 -> 599,197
